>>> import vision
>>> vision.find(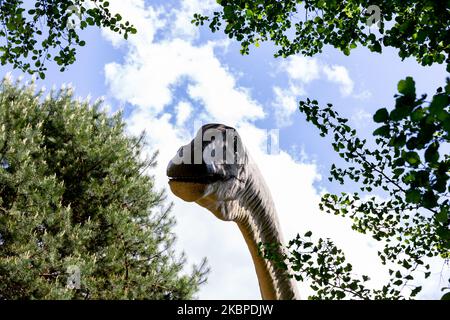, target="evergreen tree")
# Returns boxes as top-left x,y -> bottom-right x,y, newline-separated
0,76 -> 208,299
